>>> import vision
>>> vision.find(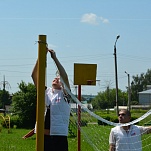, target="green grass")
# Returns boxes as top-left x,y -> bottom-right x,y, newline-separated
0,128 -> 36,151
0,126 -> 110,151
0,126 -> 151,151
1,110 -> 151,151
0,128 -> 95,151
